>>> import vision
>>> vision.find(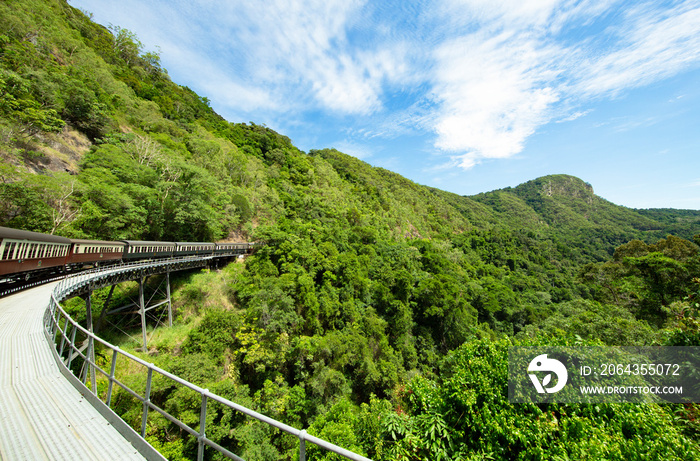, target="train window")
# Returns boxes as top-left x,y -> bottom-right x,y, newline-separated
2,242 -> 11,260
